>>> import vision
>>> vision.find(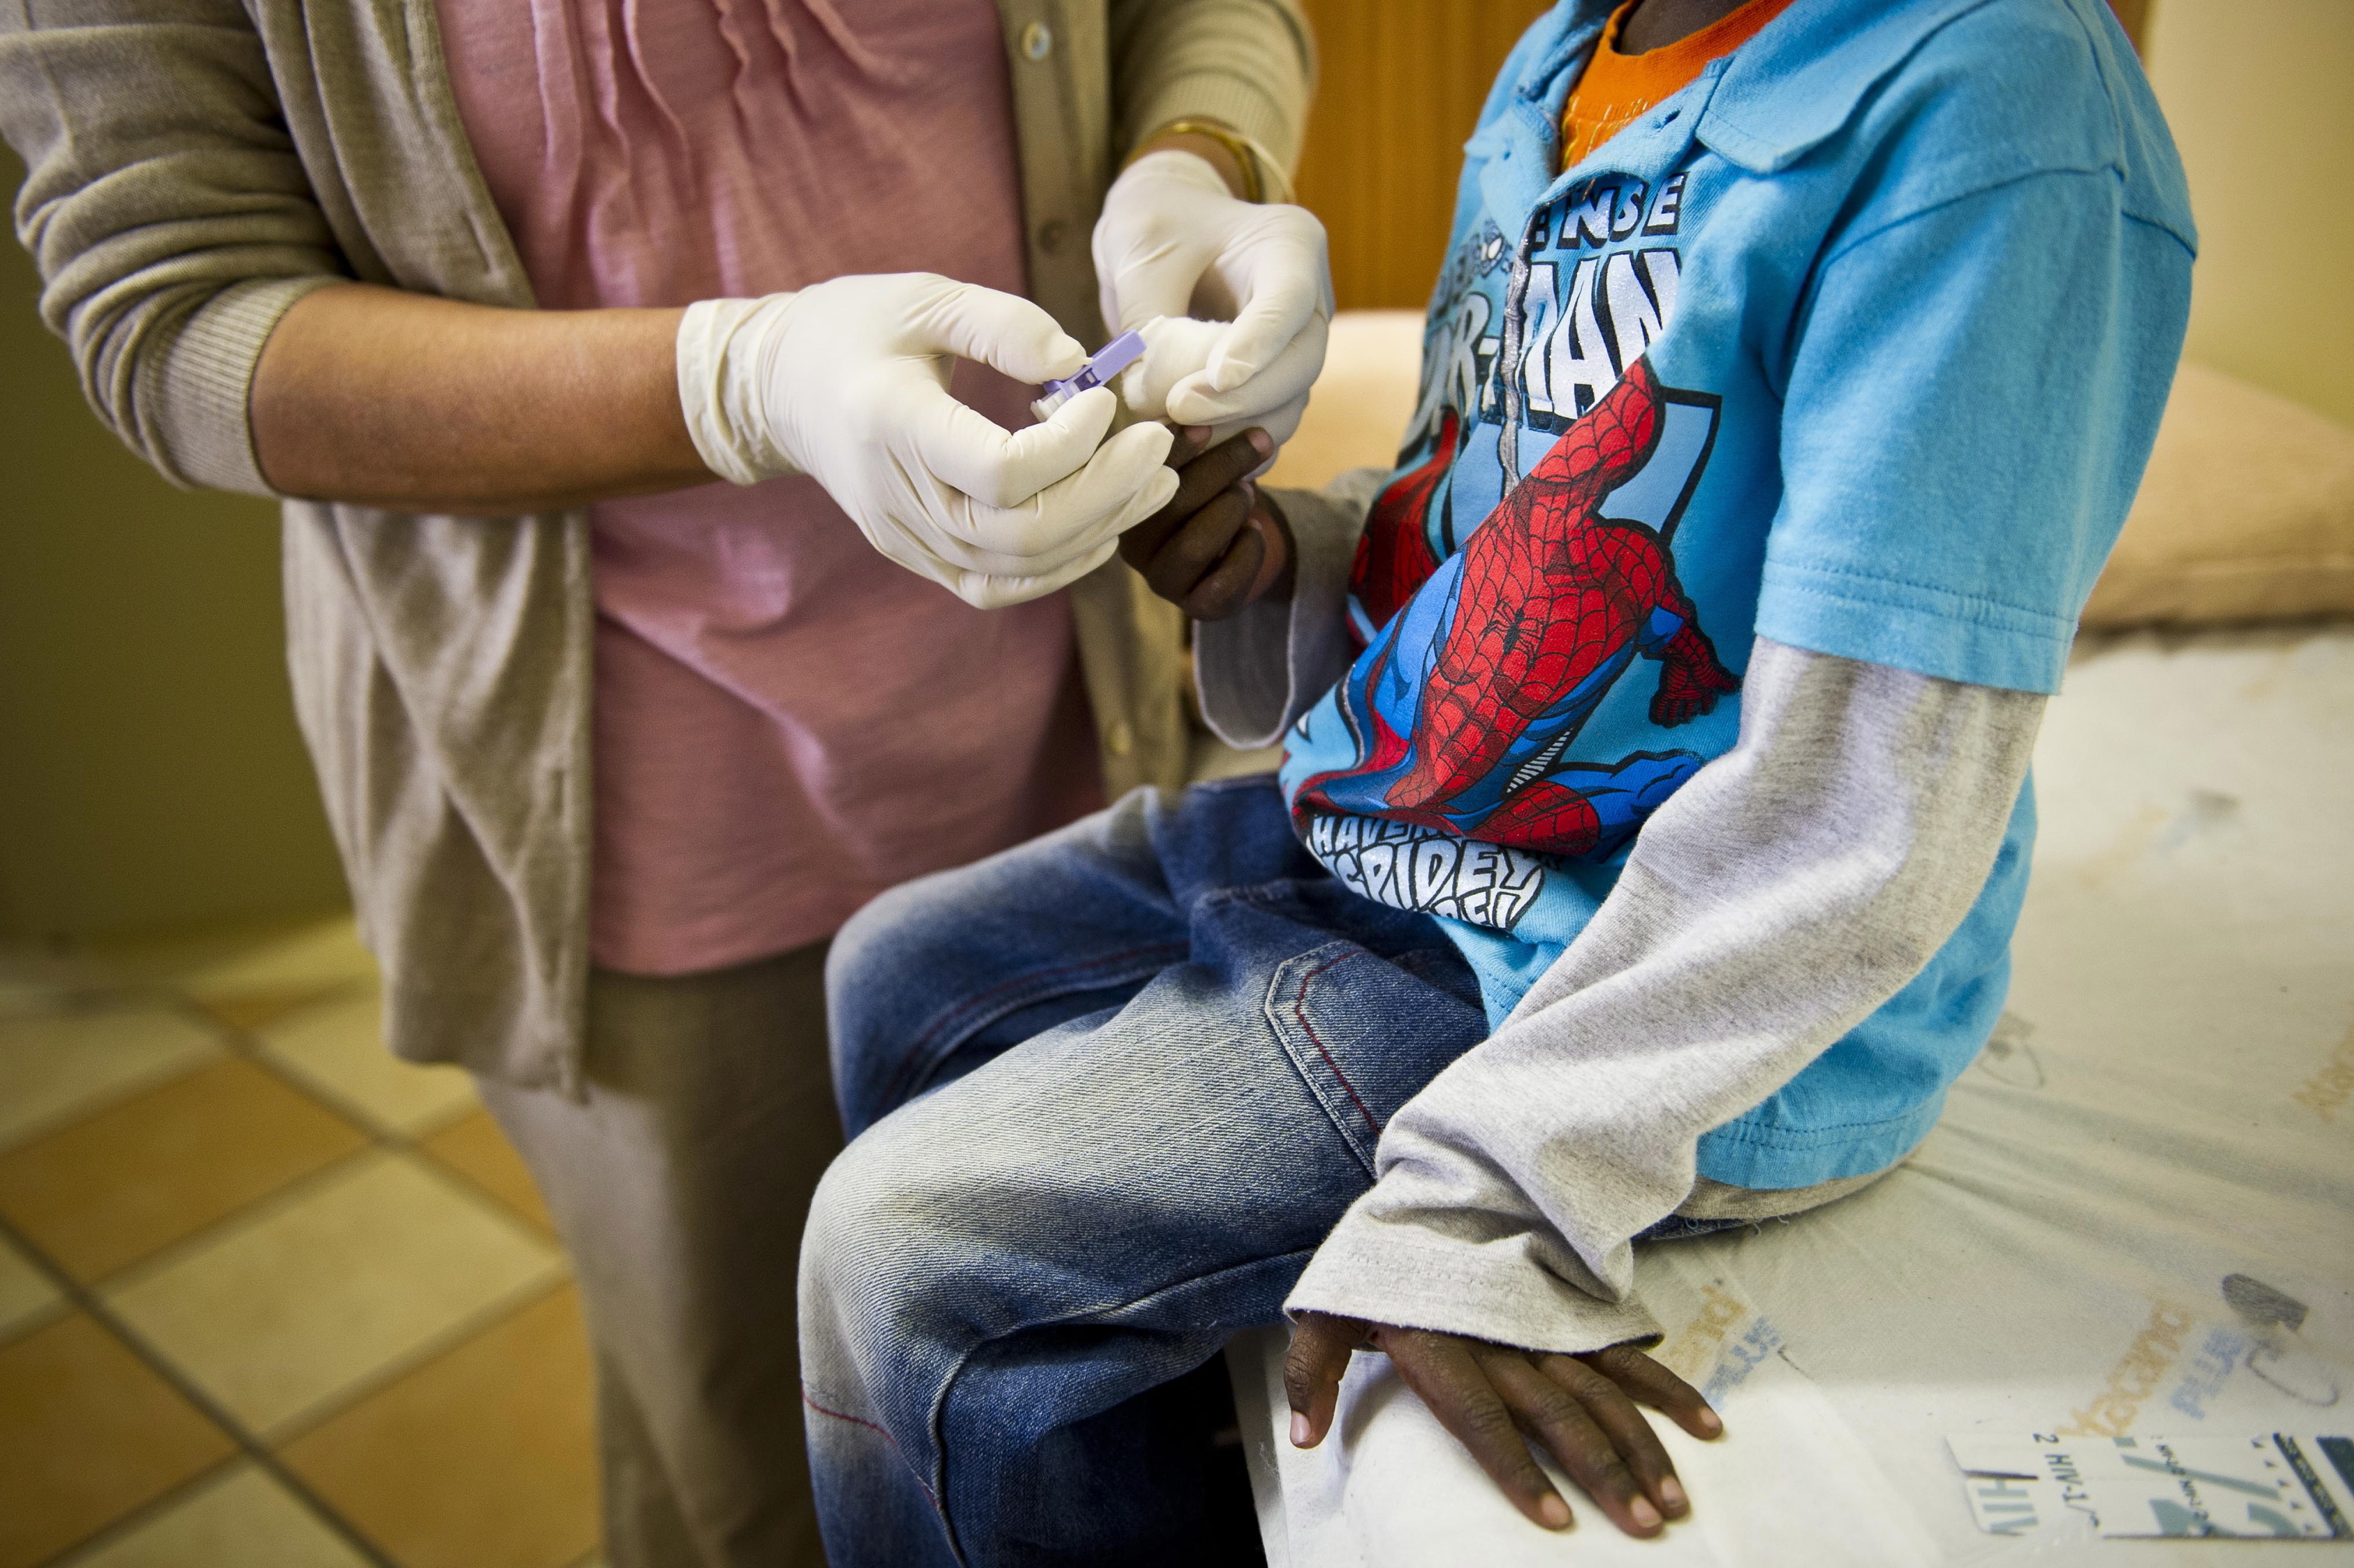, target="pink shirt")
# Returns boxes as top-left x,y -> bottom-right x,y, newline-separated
436,0 -> 1101,975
